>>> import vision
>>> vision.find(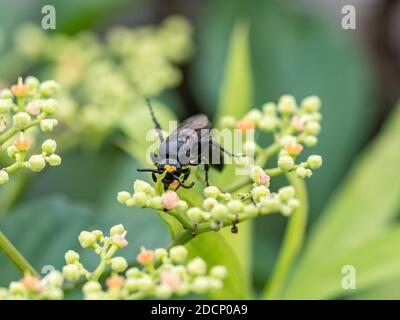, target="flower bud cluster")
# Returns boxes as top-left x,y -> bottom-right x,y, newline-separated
0,77 -> 61,185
